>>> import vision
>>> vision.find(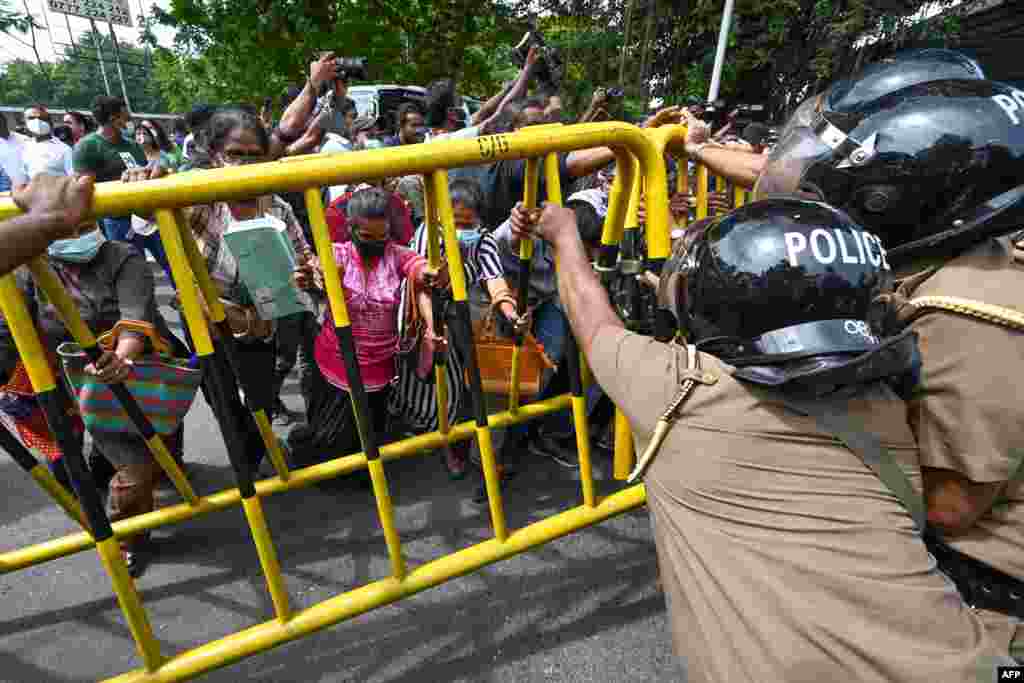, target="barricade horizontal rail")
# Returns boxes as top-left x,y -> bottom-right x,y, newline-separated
0,121 -> 673,682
